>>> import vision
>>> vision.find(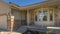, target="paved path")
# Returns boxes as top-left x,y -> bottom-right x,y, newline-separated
16,26 -> 27,33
